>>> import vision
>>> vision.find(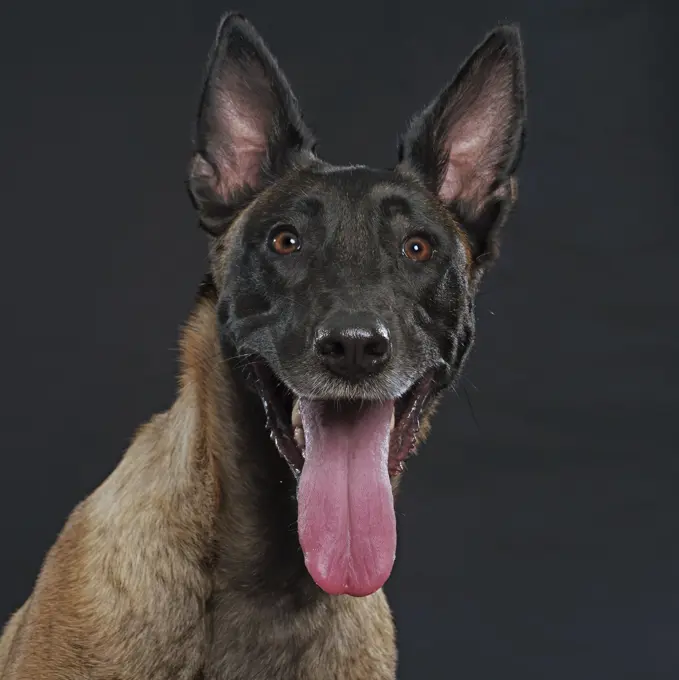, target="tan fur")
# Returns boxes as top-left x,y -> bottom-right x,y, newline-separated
0,292 -> 396,680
